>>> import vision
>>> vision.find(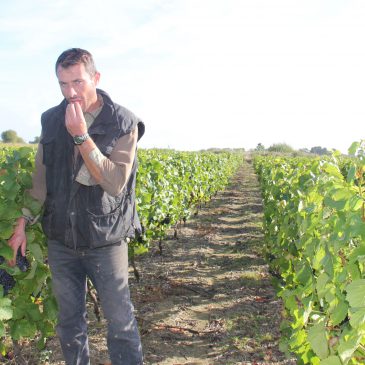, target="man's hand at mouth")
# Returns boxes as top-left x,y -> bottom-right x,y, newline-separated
65,100 -> 87,137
